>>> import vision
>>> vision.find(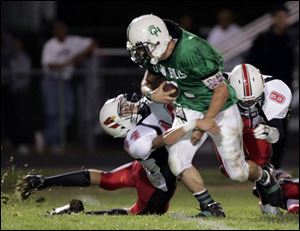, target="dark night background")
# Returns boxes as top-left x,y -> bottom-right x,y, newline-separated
1,1 -> 299,171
